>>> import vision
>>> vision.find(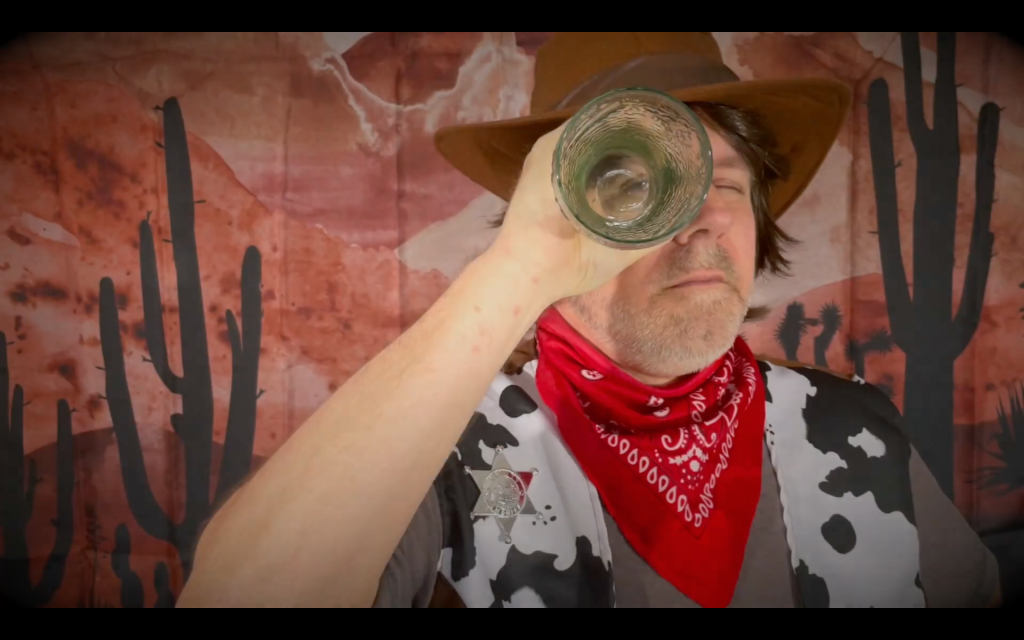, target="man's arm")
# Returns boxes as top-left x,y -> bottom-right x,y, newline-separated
910,446 -> 1002,608
176,123 -> 662,608
177,248 -> 553,607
